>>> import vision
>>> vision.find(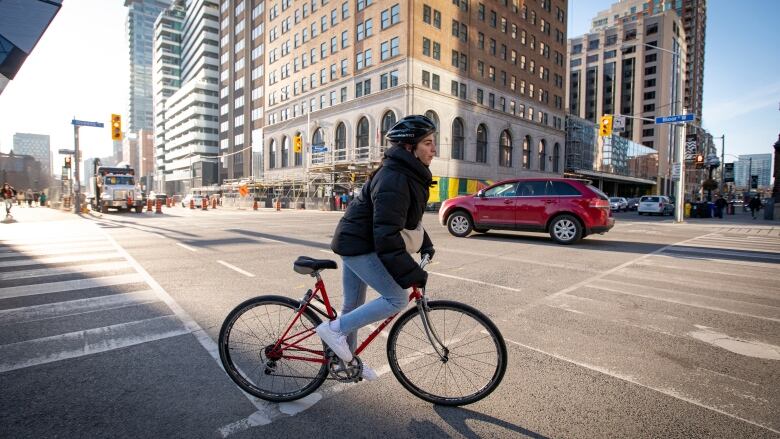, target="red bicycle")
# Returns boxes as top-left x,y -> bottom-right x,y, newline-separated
218,255 -> 507,406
